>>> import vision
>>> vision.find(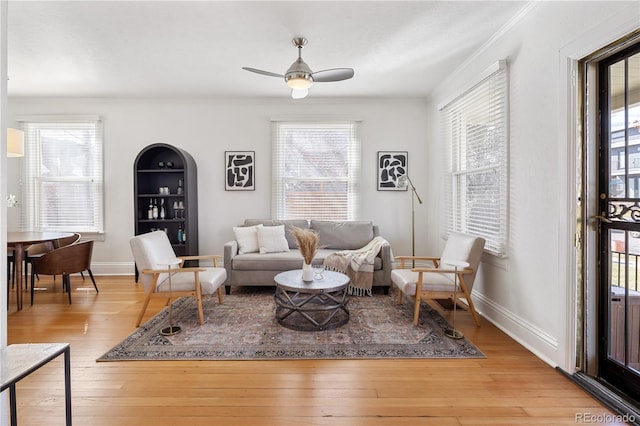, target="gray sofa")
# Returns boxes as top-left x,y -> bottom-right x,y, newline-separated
223,219 -> 392,294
